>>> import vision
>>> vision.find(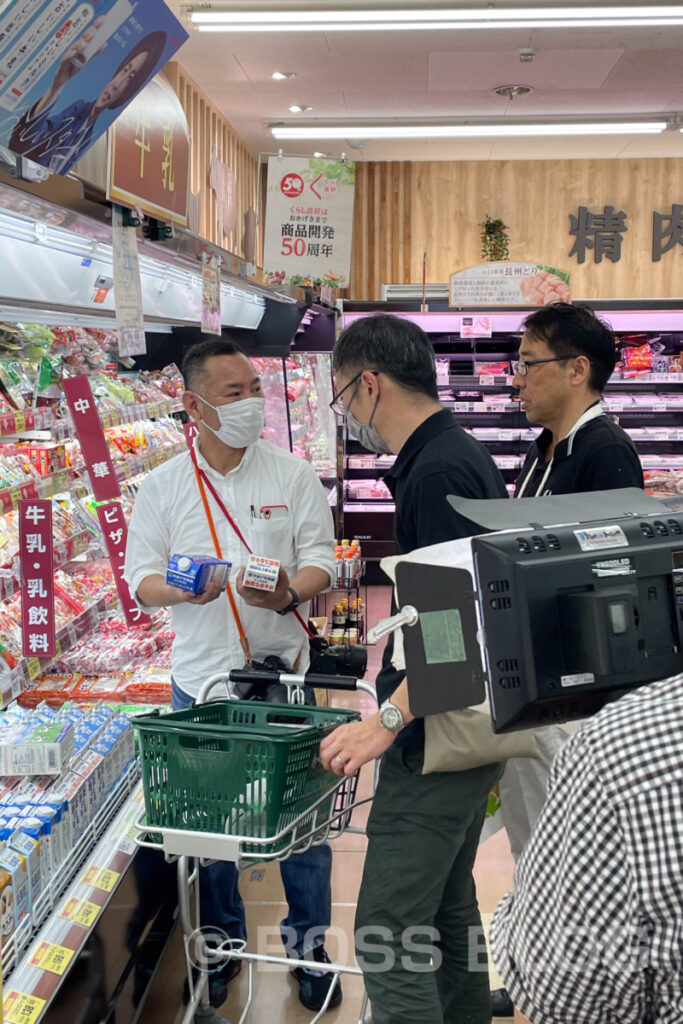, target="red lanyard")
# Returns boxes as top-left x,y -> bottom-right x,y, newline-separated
190,446 -> 313,638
